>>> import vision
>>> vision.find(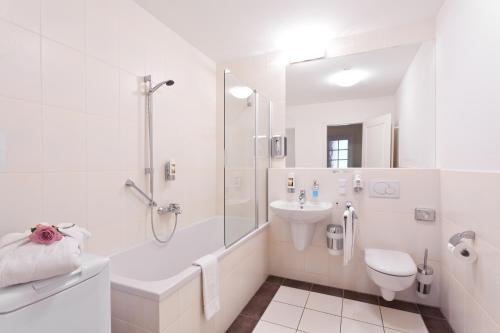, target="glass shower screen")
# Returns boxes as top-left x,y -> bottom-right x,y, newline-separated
224,72 -> 270,247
